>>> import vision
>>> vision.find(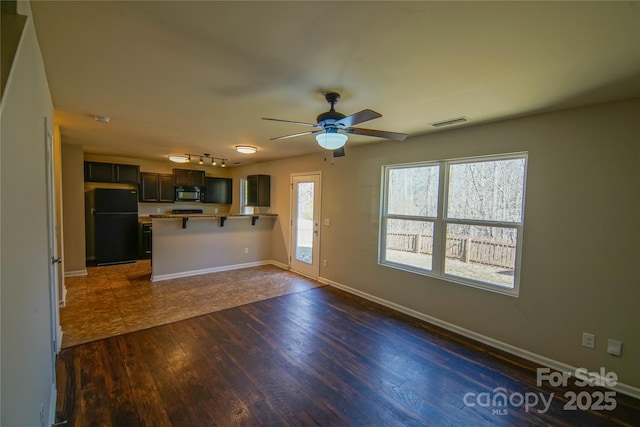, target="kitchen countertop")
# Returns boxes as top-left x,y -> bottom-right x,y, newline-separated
138,215 -> 152,224
149,212 -> 278,233
149,213 -> 277,219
